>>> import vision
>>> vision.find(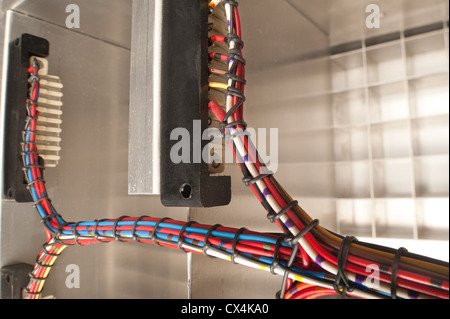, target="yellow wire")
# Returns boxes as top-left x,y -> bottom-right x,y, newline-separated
209,82 -> 228,90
